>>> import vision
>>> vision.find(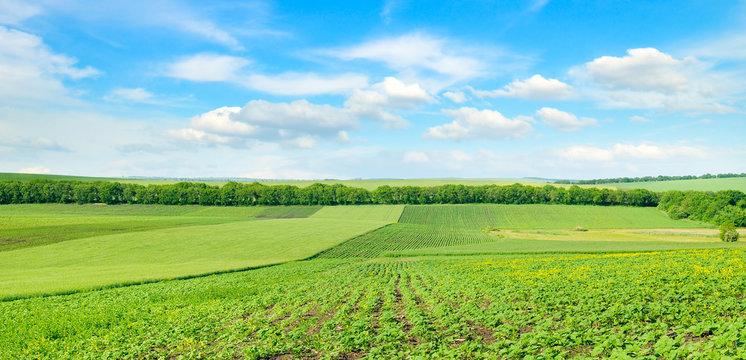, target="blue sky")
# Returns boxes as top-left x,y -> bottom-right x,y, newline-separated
1,0 -> 745,179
